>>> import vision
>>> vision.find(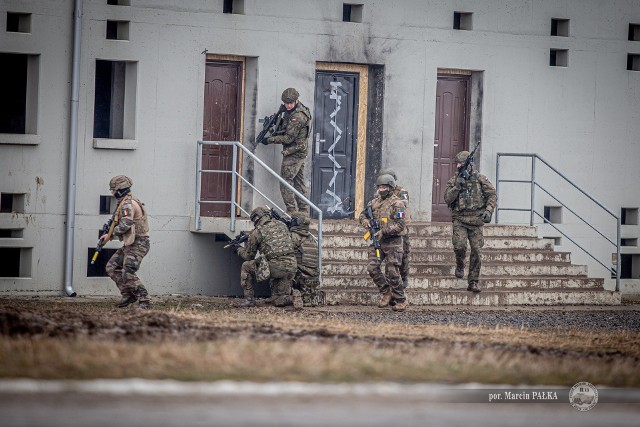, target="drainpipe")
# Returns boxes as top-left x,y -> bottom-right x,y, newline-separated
63,0 -> 83,297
